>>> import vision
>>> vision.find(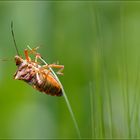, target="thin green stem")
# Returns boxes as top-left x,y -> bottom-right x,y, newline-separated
89,82 -> 94,138
94,8 -> 105,138
120,6 -> 131,138
27,45 -> 81,138
95,7 -> 113,138
130,55 -> 140,137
